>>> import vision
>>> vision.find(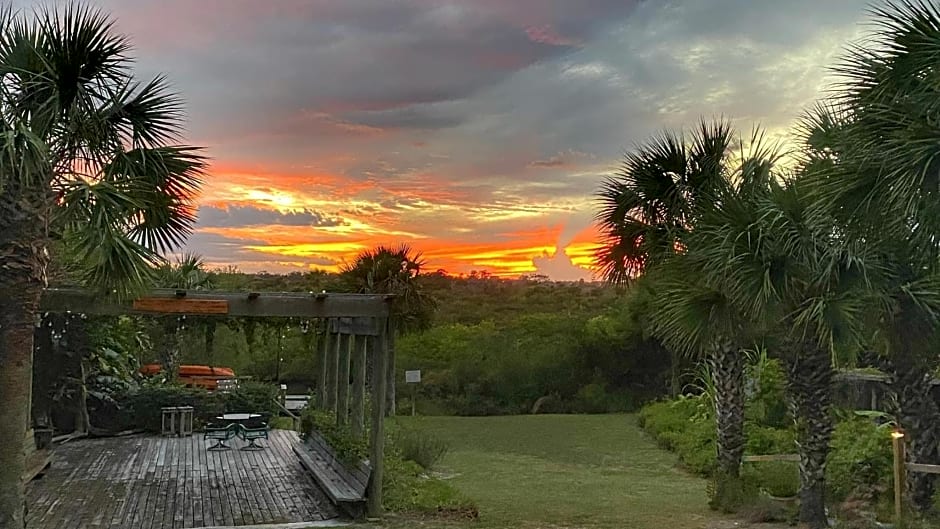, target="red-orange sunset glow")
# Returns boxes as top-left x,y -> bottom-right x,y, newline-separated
72,0 -> 864,279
